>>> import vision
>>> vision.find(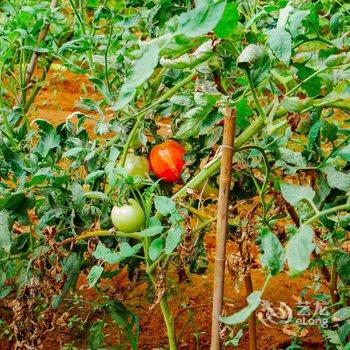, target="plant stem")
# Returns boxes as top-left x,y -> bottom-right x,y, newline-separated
104,23 -> 114,94
210,107 -> 236,350
160,296 -> 177,350
245,69 -> 266,120
57,229 -> 141,246
304,203 -> 350,225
